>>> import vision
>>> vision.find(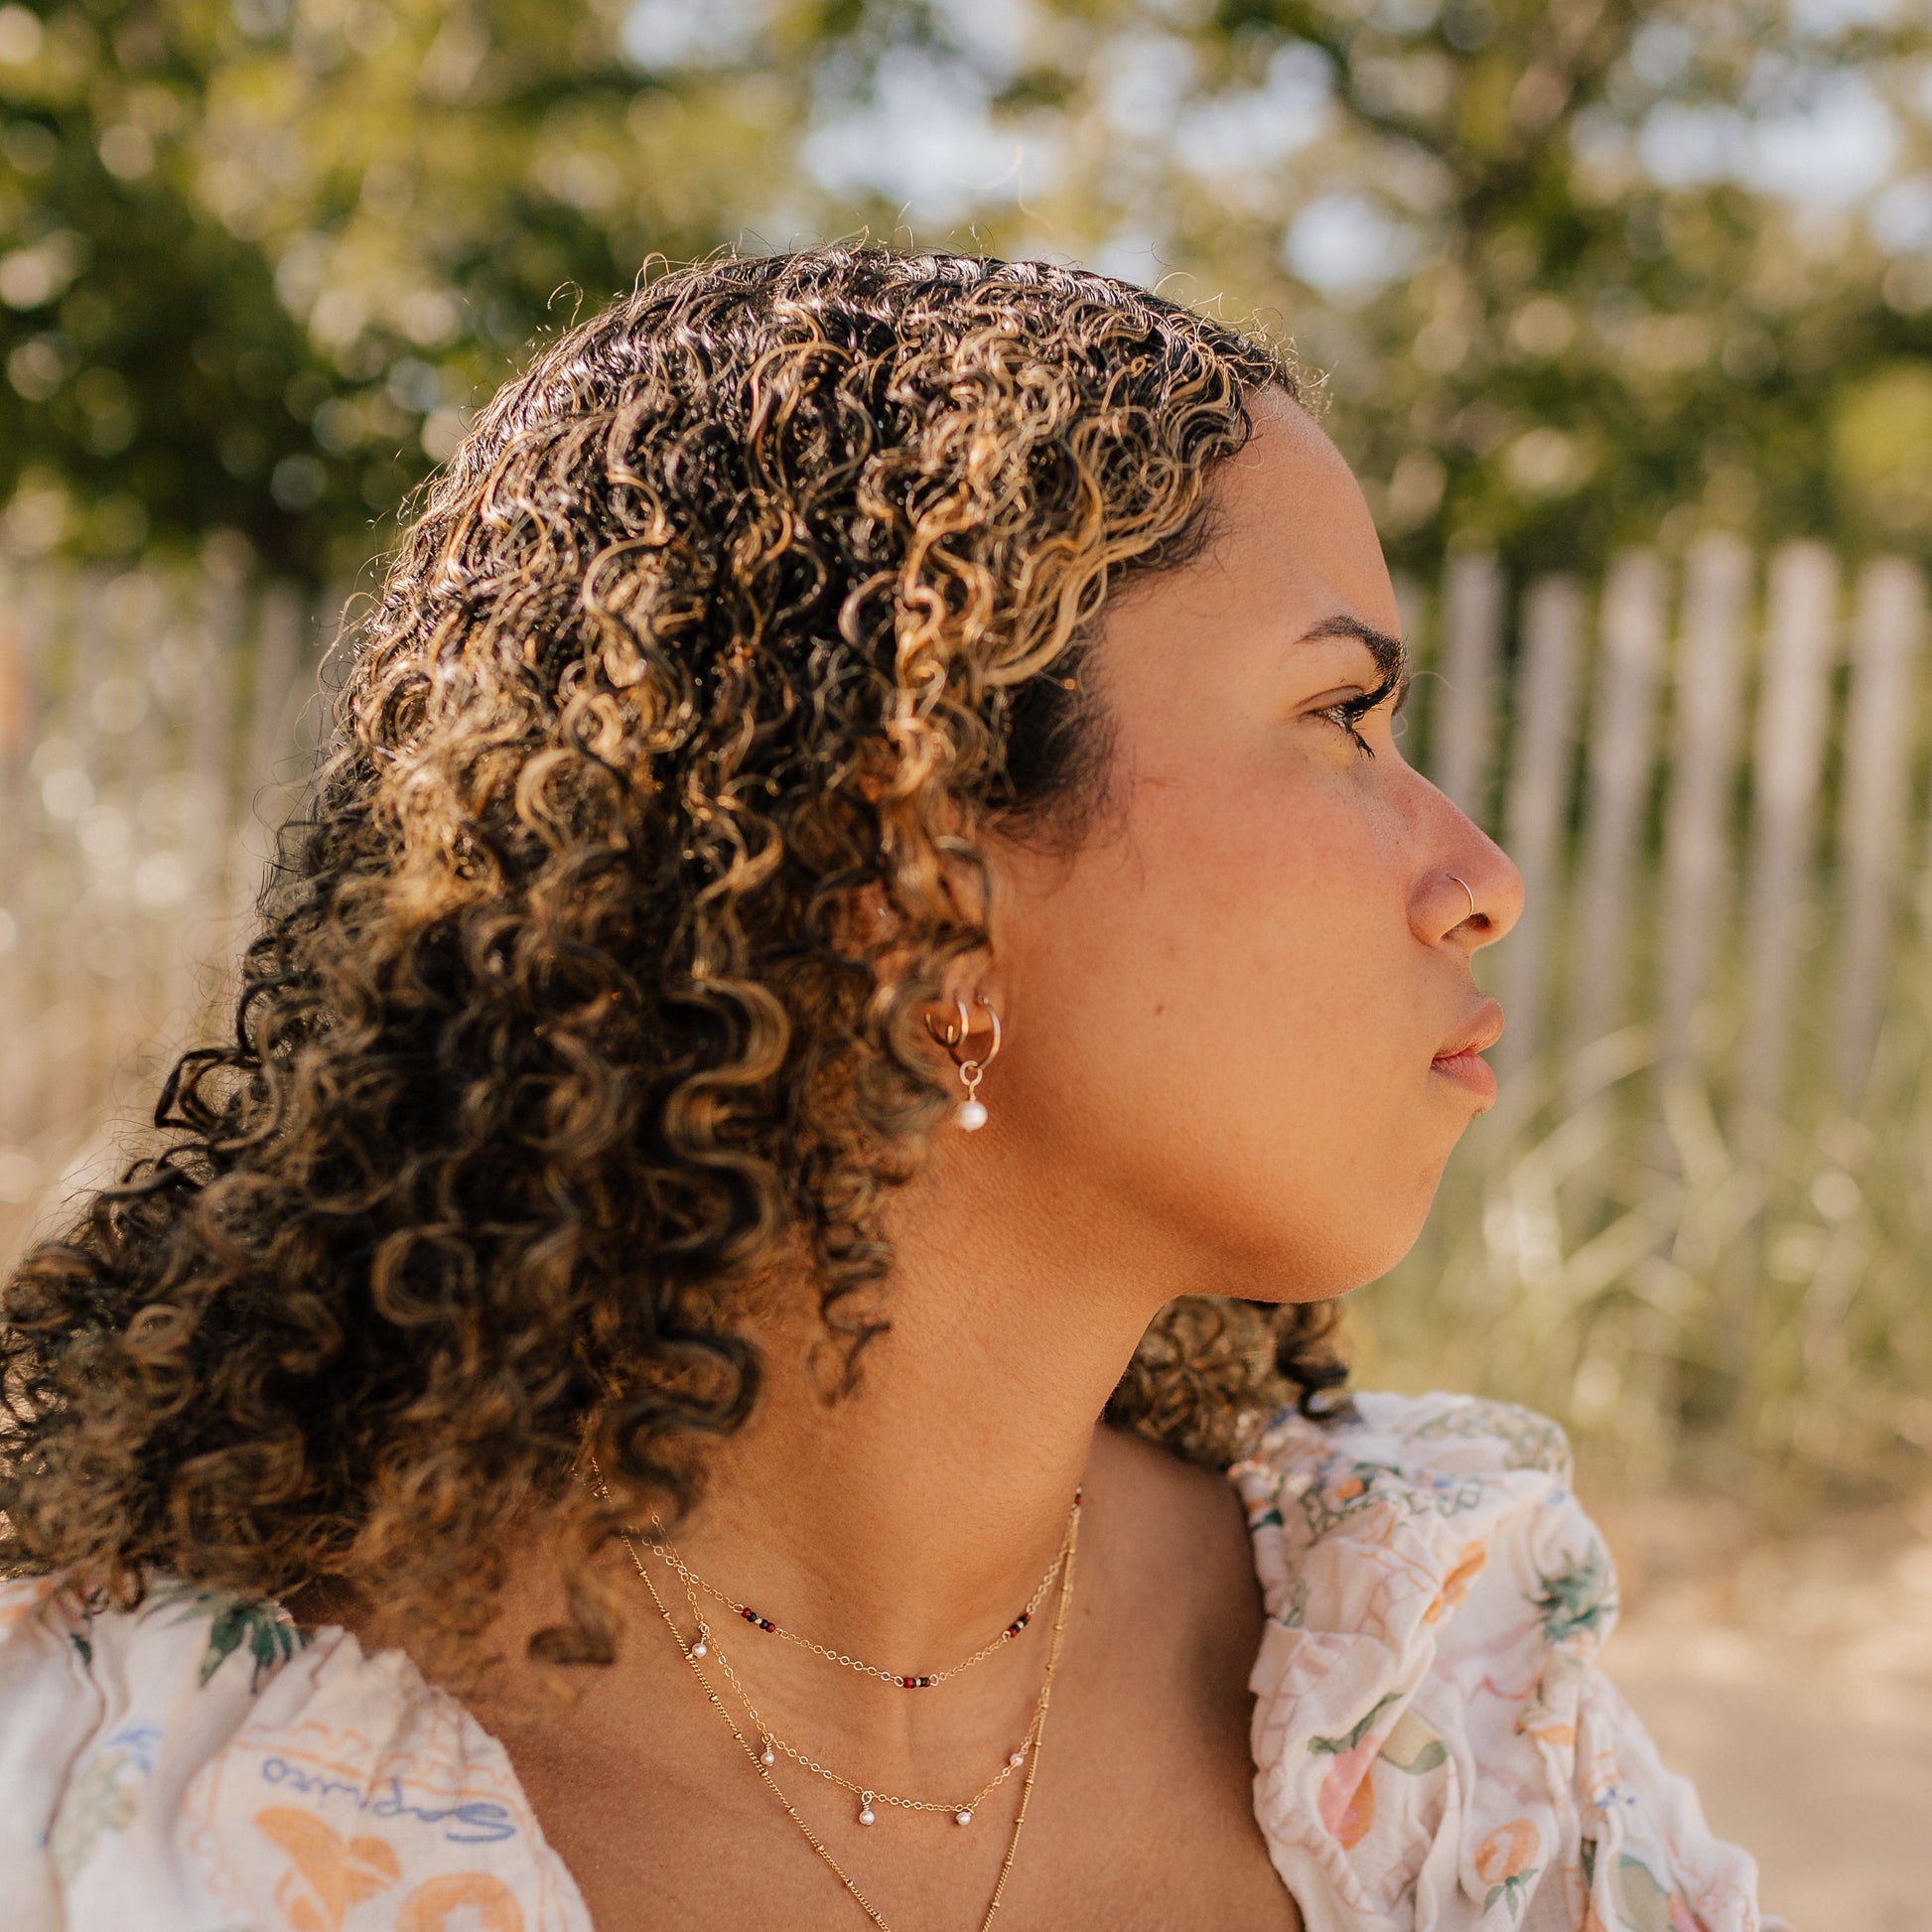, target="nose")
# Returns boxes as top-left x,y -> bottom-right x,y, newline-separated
1414,816 -> 1523,952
